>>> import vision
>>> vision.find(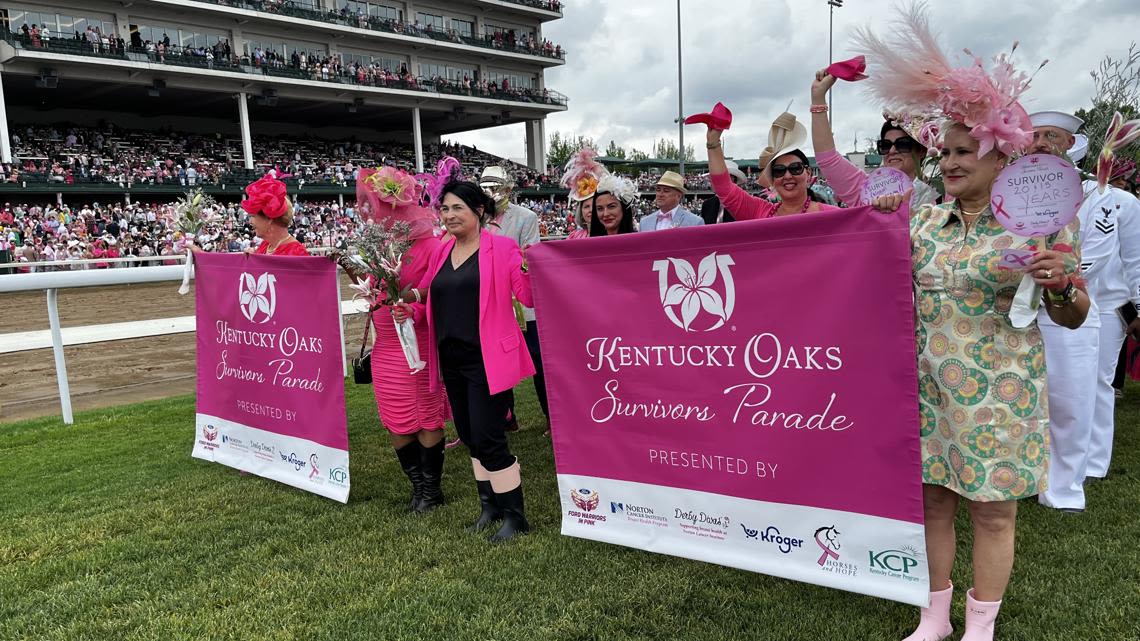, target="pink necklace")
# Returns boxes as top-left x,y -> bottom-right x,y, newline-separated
777,197 -> 812,216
